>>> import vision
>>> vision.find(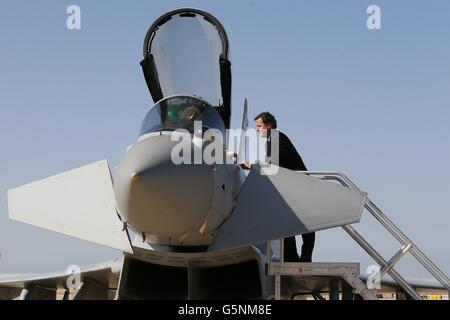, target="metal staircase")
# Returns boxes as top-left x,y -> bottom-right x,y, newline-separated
267,171 -> 450,300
